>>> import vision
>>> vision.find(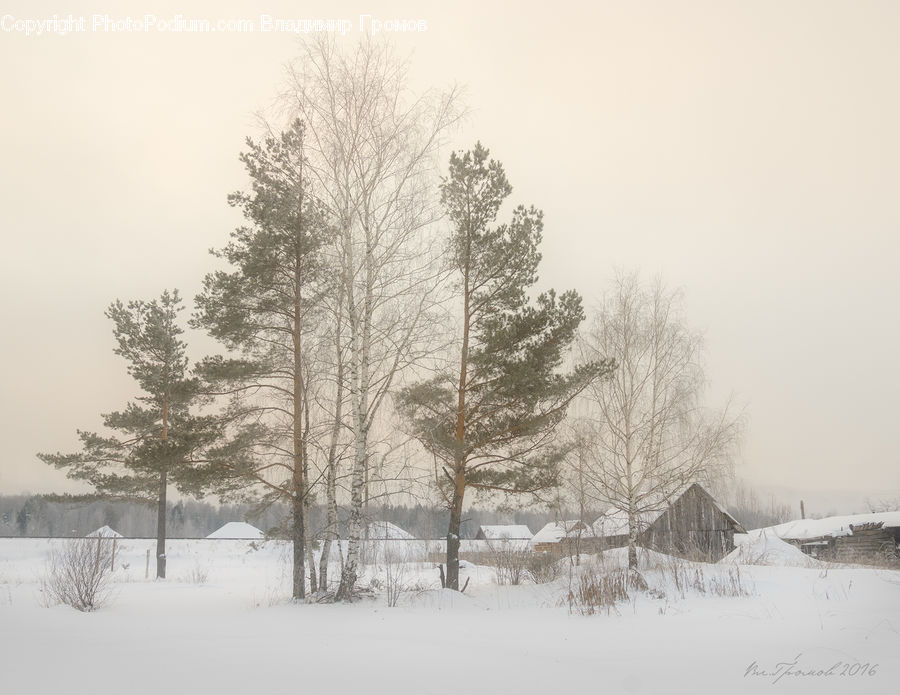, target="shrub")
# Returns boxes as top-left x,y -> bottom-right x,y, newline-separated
526,553 -> 562,584
488,540 -> 531,585
186,563 -> 209,584
42,537 -> 116,612
383,547 -> 409,607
